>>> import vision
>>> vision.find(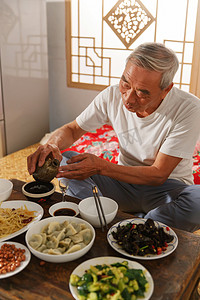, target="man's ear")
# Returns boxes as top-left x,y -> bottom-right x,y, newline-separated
163,82 -> 173,98
165,82 -> 174,93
